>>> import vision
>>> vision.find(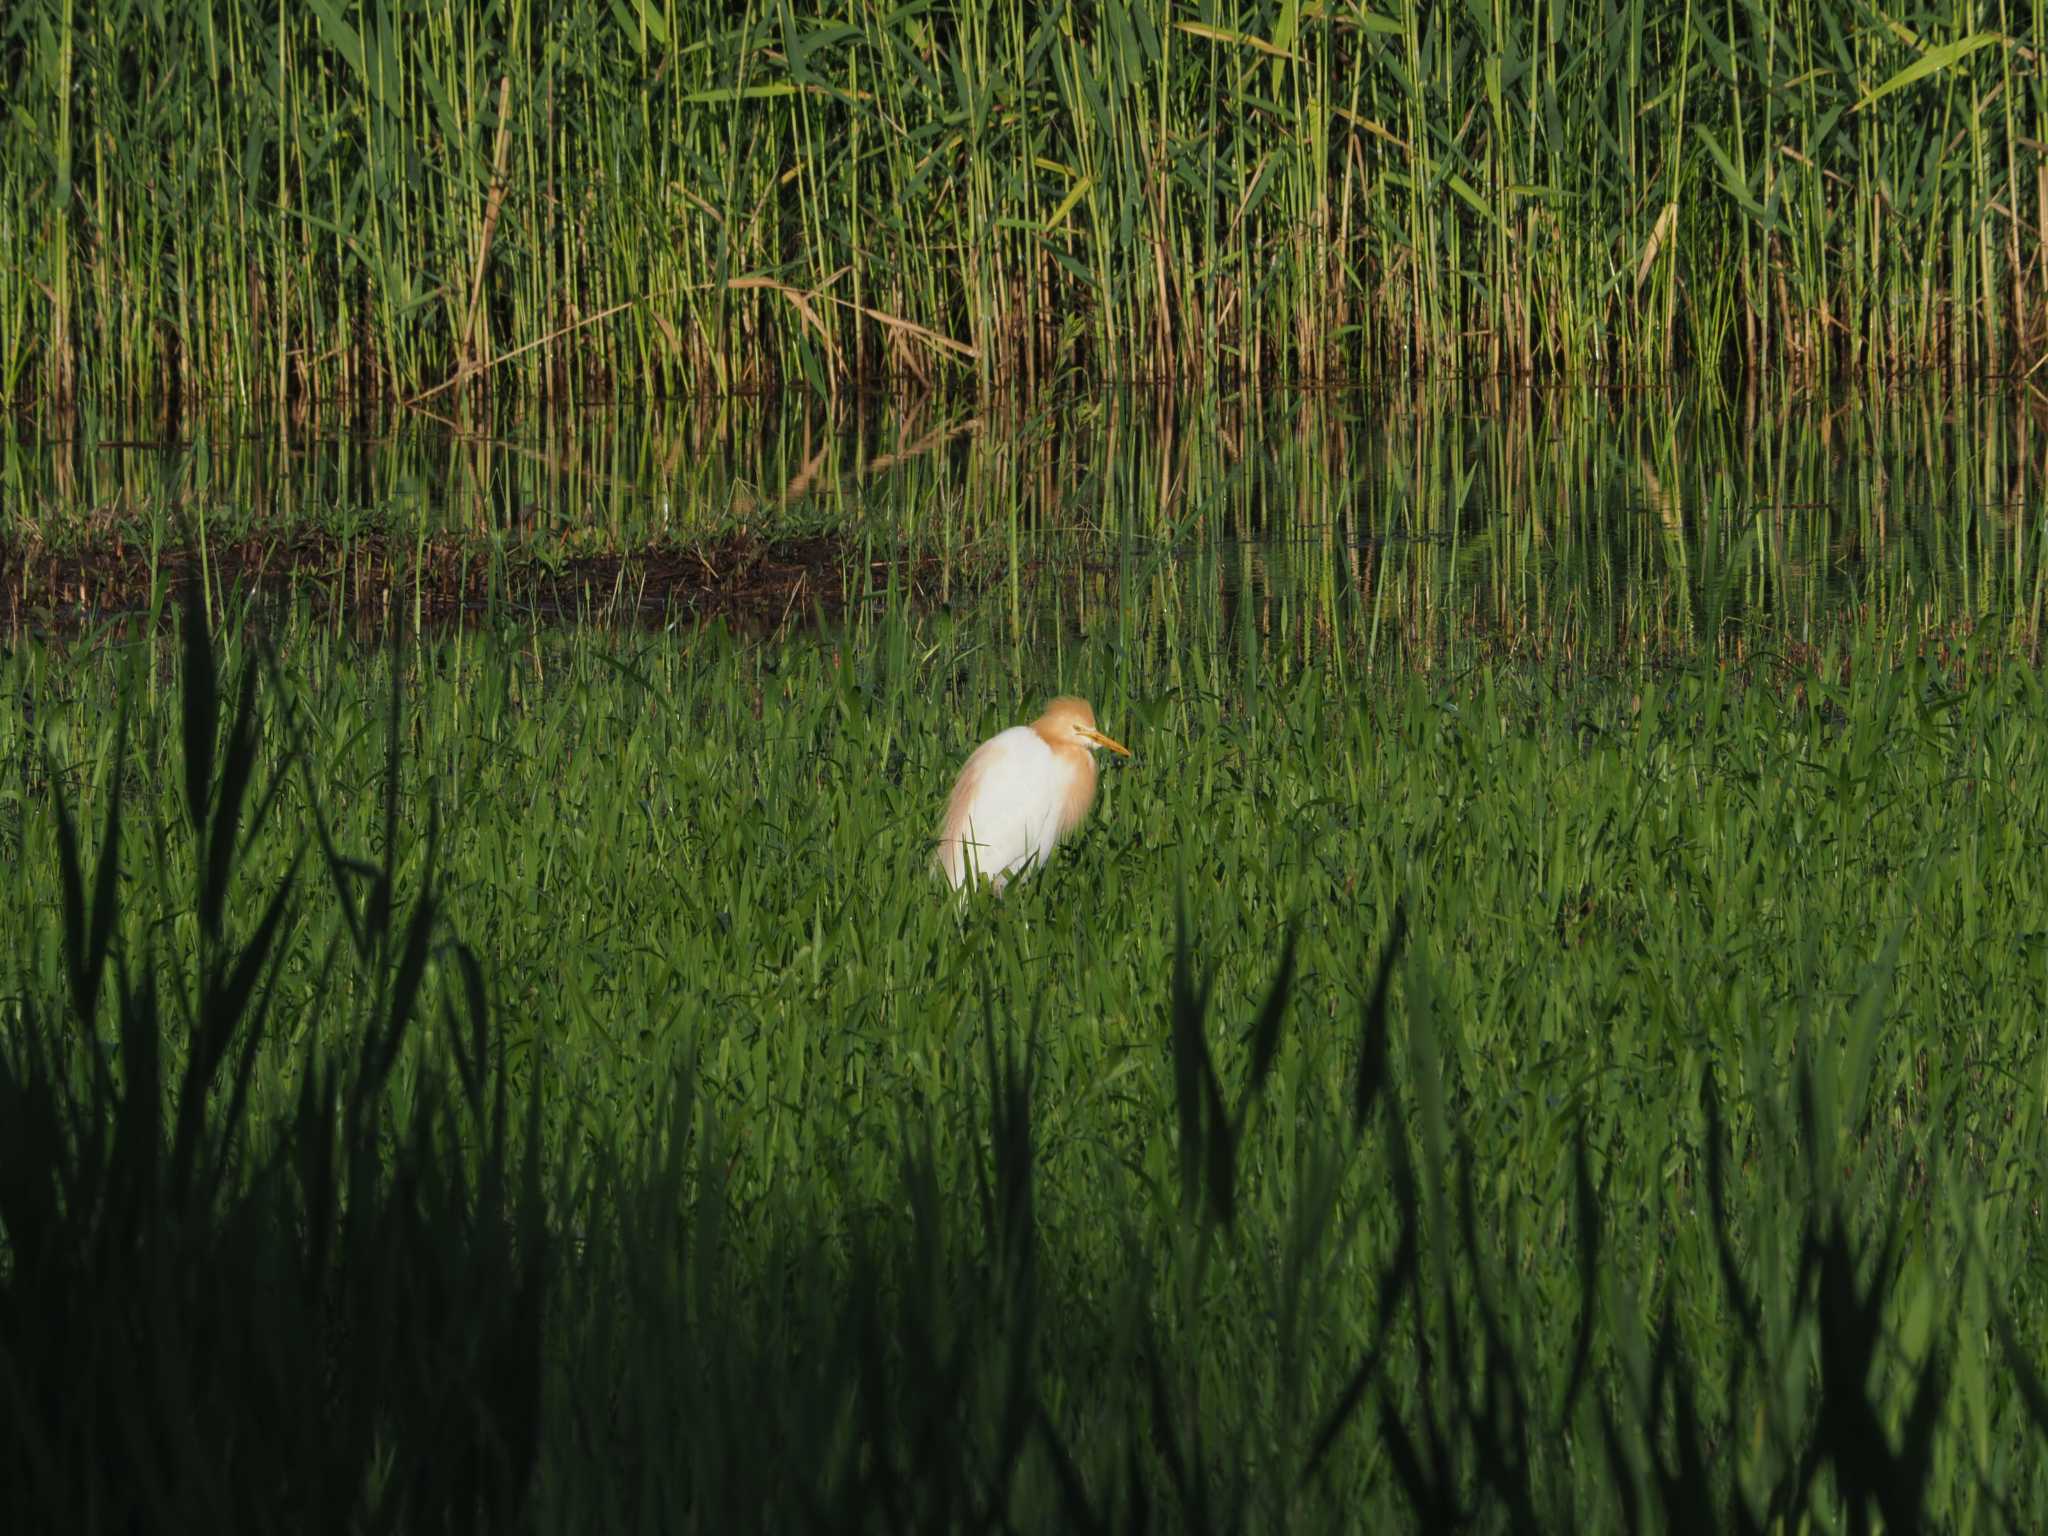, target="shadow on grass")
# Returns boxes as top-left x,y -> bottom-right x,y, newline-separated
1,597 -> 543,1532
6,599 -> 2048,1530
